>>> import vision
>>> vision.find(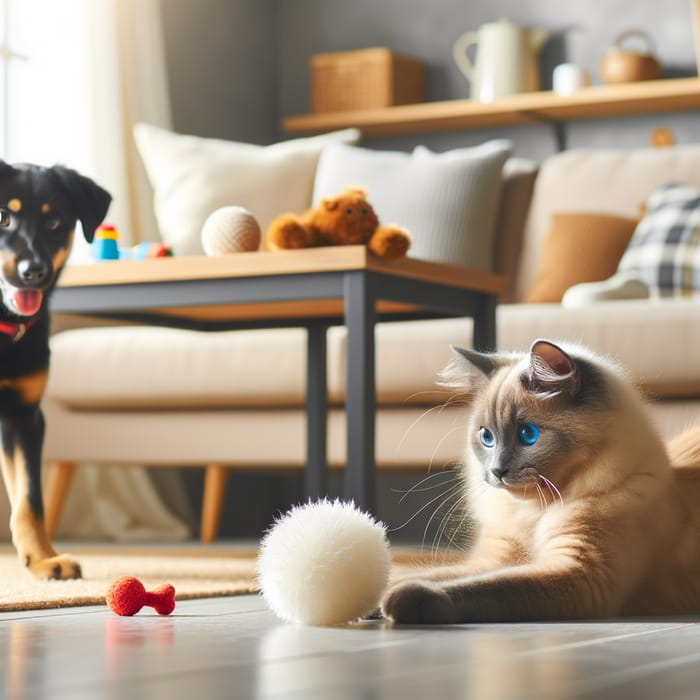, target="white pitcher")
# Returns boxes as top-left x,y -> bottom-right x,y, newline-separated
453,19 -> 549,102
